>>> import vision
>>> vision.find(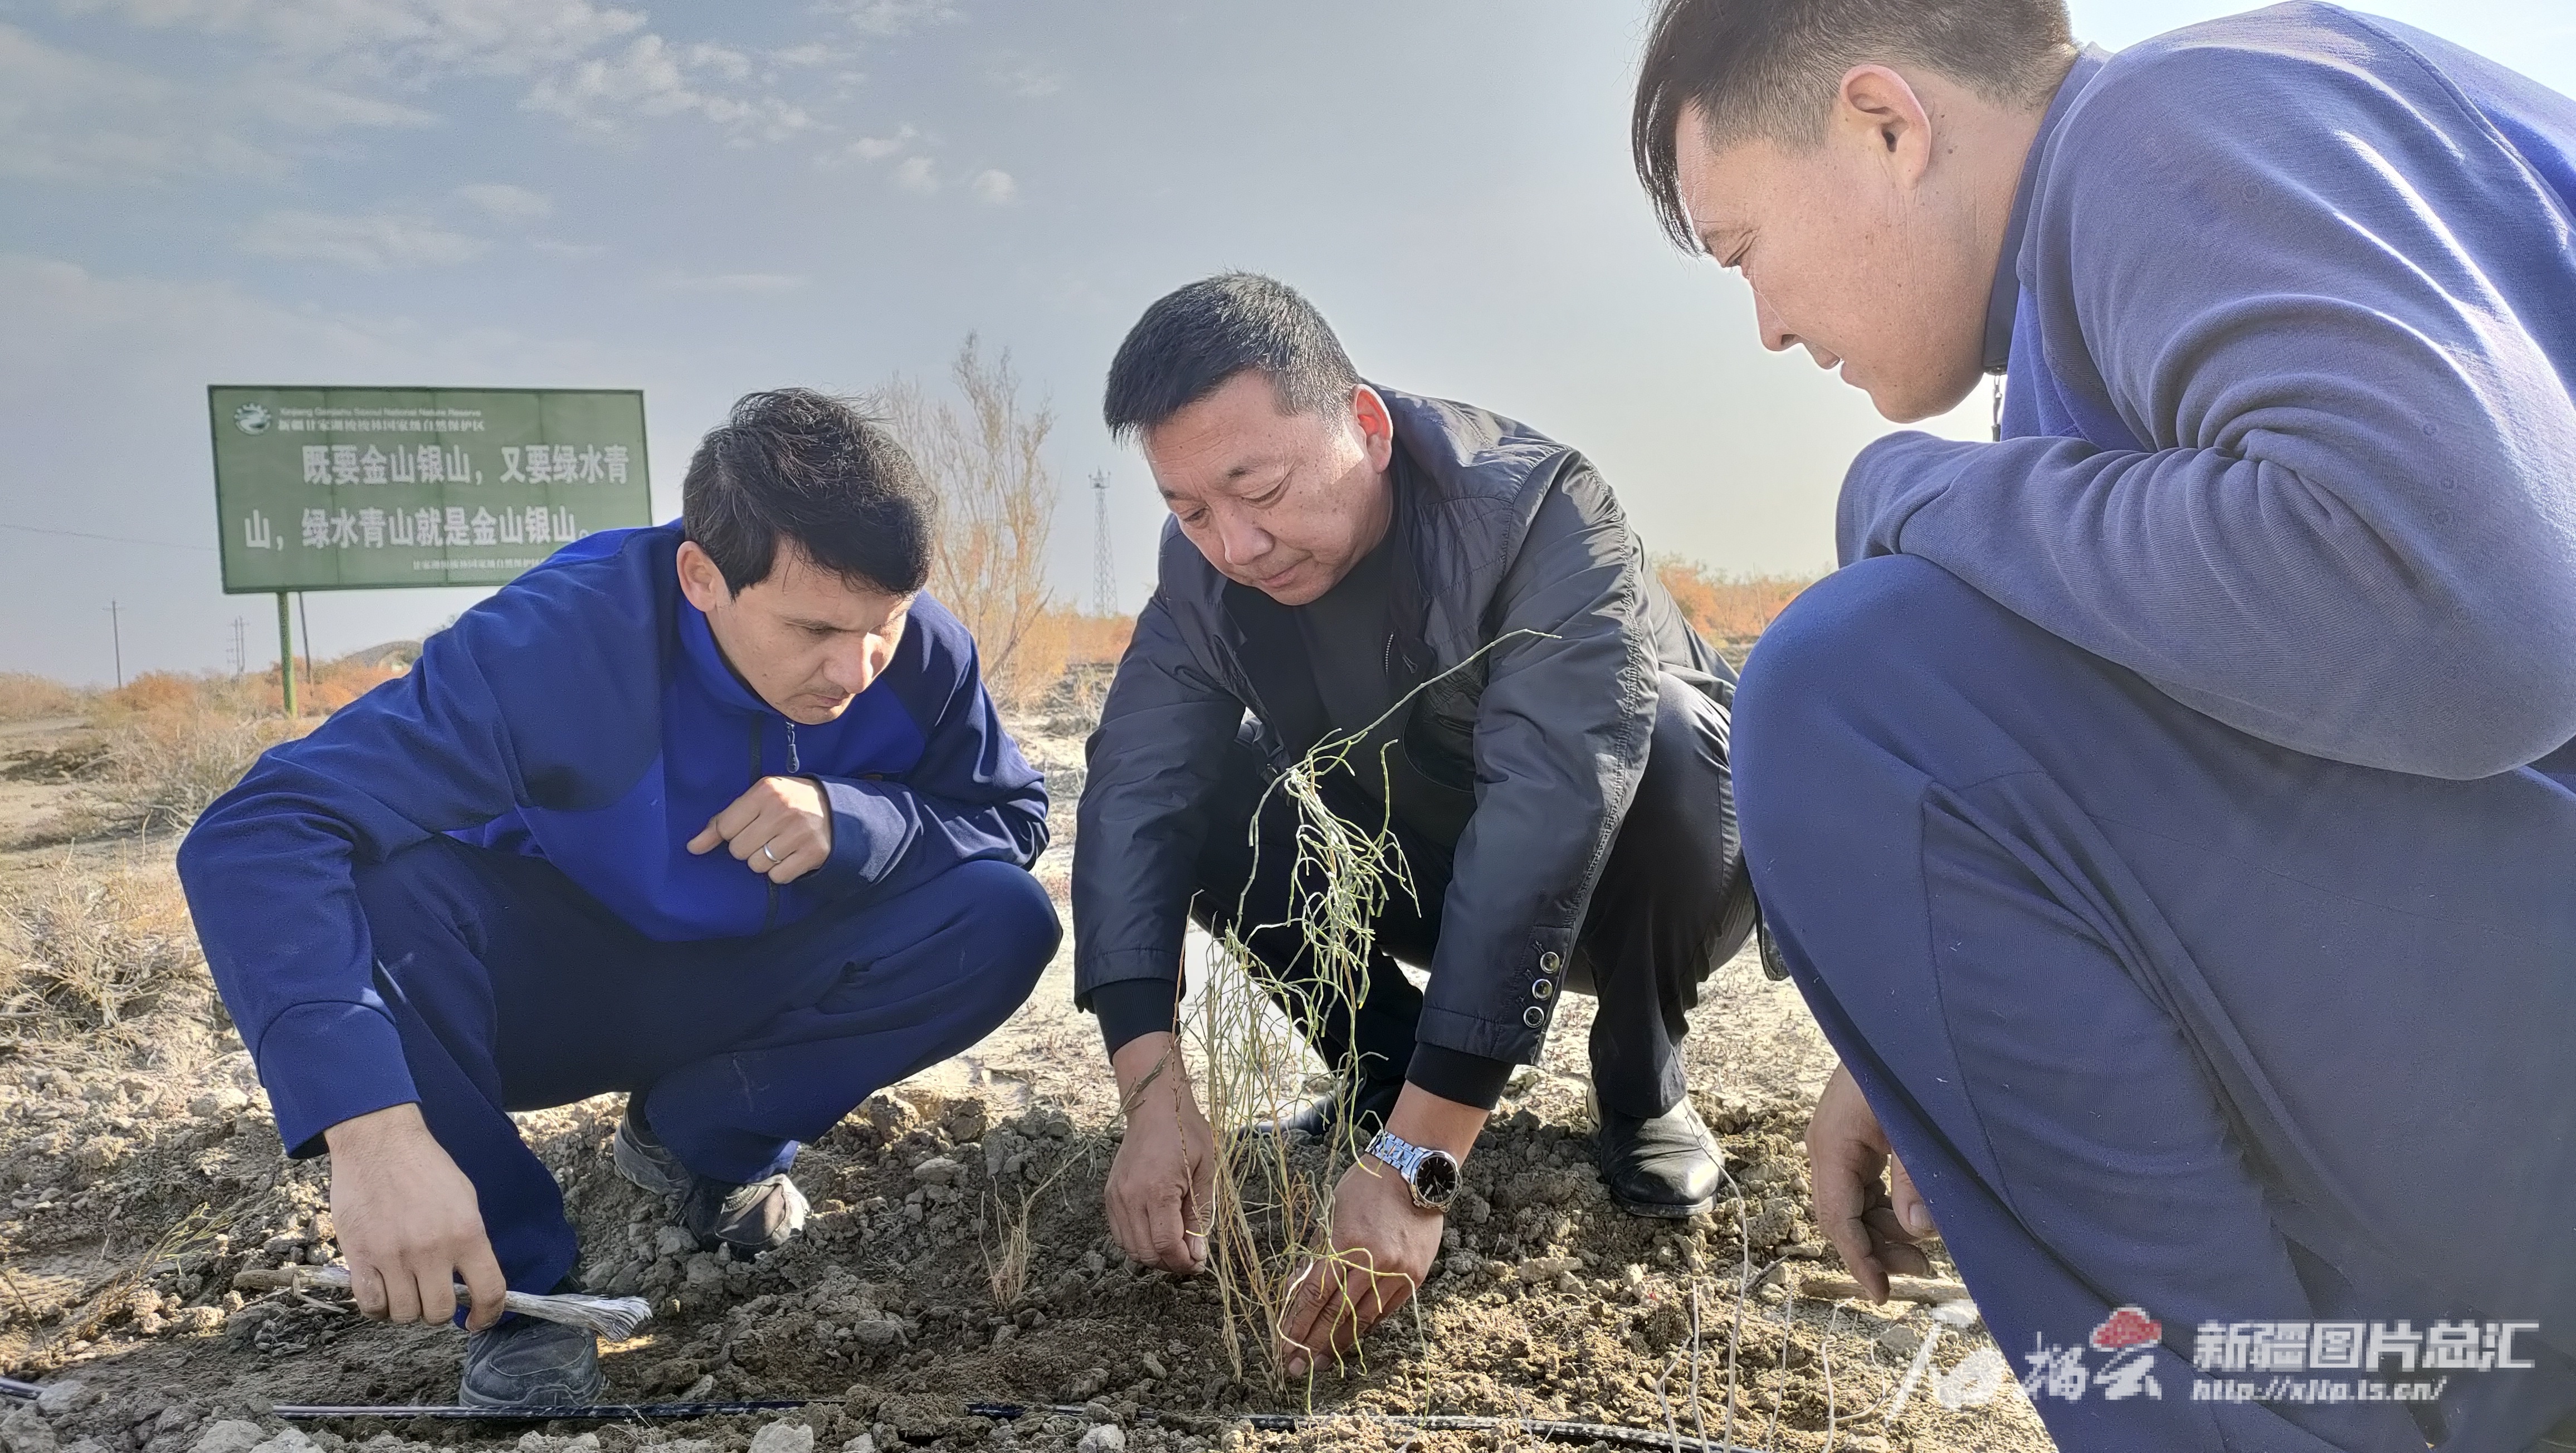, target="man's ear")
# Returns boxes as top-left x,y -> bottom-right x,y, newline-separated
1350,384 -> 1397,472
675,539 -> 732,613
1835,64 -> 1936,186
